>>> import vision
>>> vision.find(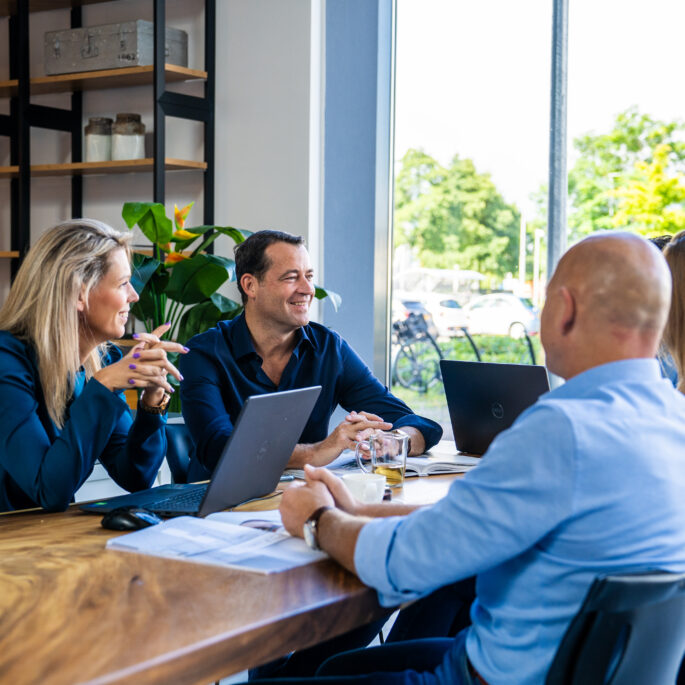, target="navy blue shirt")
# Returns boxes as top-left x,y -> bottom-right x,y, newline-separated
0,331 -> 166,512
180,313 -> 442,474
